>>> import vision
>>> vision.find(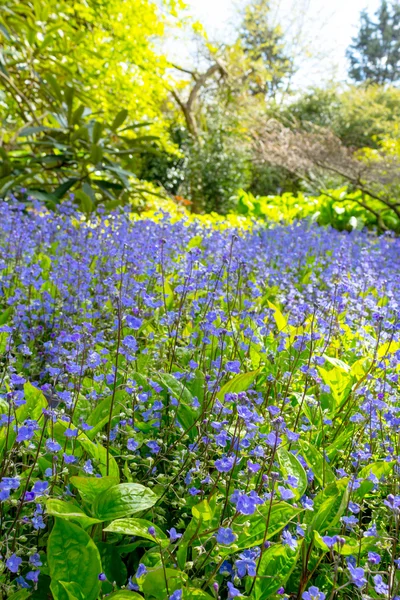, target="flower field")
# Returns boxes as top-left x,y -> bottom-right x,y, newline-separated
1,202 -> 400,600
